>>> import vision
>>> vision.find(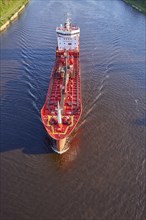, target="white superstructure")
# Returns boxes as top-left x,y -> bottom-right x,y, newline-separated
56,14 -> 80,51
